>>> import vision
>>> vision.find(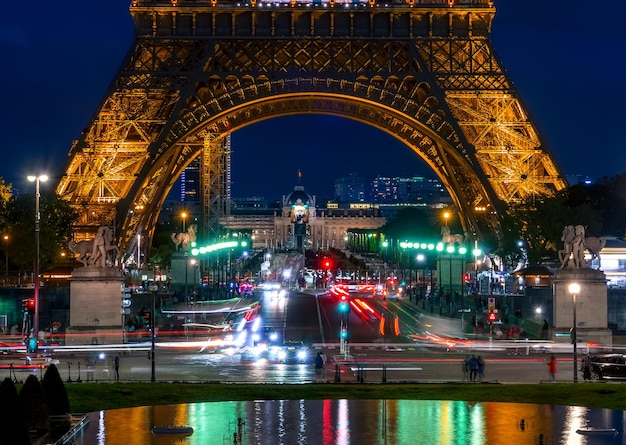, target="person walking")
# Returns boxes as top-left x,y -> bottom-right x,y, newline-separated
547,354 -> 557,382
114,354 -> 120,382
468,355 -> 479,382
314,352 -> 325,383
462,356 -> 469,382
477,356 -> 485,382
